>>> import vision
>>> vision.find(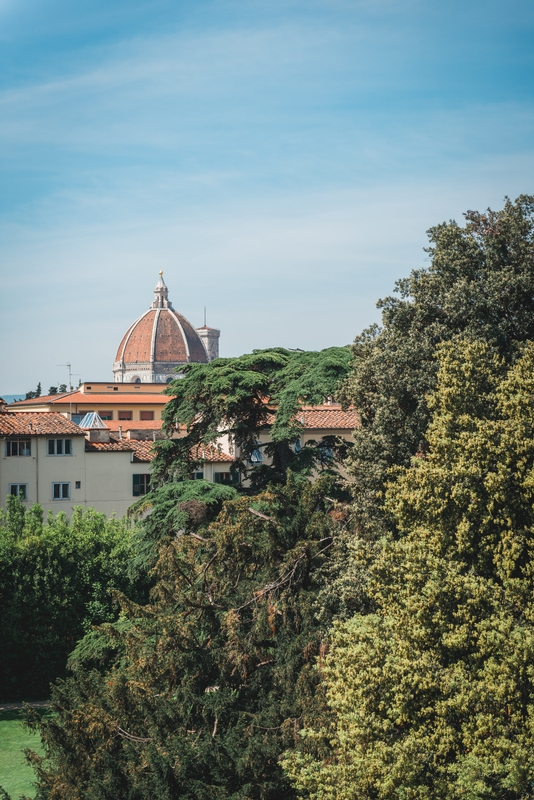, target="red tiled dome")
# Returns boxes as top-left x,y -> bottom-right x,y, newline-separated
115,308 -> 207,365
113,273 -> 208,383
